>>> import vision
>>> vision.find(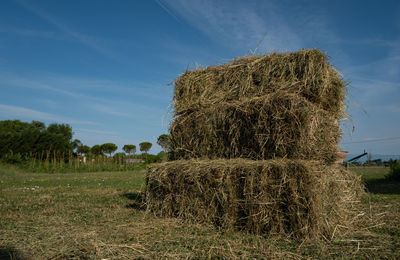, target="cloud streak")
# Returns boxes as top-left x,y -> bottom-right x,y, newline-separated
89,104 -> 133,118
0,104 -> 97,125
341,136 -> 400,144
155,0 -> 182,23
0,74 -> 85,99
0,72 -> 170,114
14,0 -> 119,60
160,0 -> 302,51
0,24 -> 65,40
0,72 -> 170,102
75,128 -> 118,135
